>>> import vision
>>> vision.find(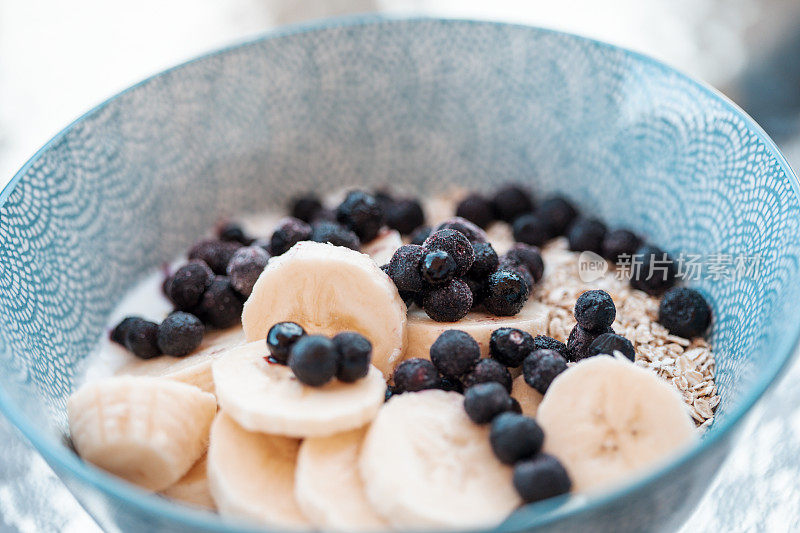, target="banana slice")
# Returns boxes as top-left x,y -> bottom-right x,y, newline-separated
363,228 -> 403,266
511,374 -> 542,417
118,327 -> 246,394
537,356 -> 697,492
207,412 -> 310,530
212,341 -> 386,438
404,299 -> 549,361
68,376 -> 216,491
295,427 -> 388,532
360,390 -> 520,529
162,454 -> 215,510
242,241 -> 407,375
